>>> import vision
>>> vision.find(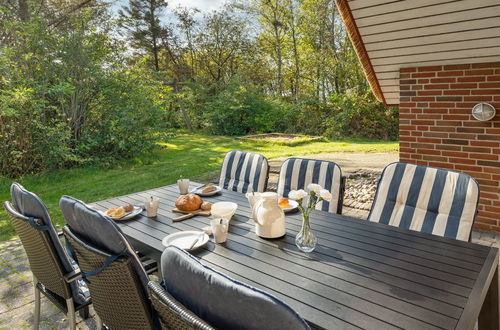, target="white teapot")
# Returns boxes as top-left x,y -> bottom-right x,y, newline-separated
252,192 -> 285,238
